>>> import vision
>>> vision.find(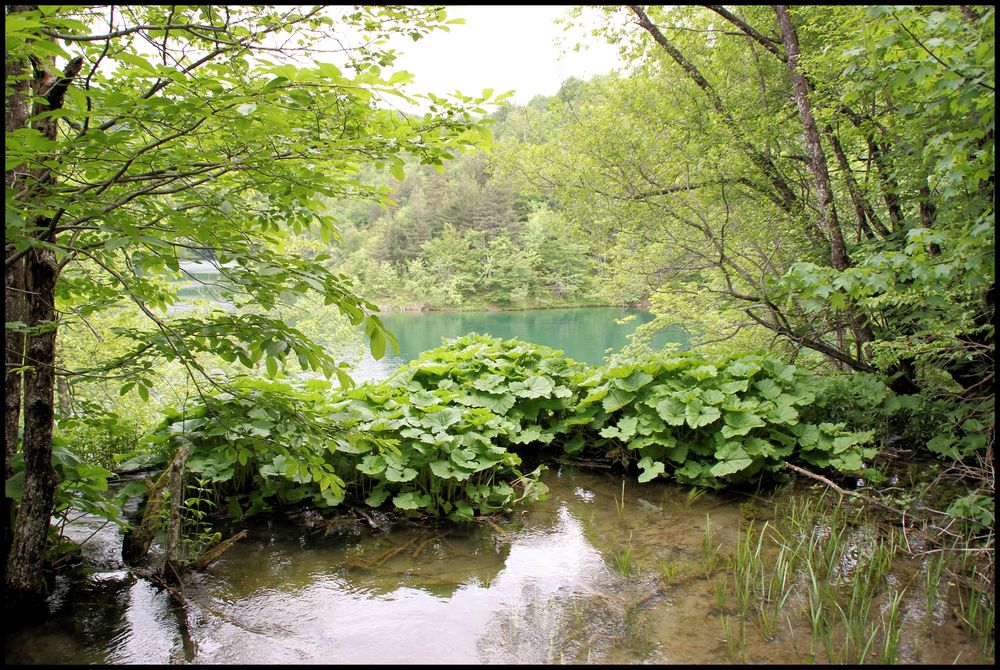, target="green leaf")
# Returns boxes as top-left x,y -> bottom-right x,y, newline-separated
602,388 -> 636,412
614,370 -> 653,392
385,465 -> 418,482
509,375 -> 555,399
389,158 -> 406,181
701,389 -> 726,405
721,411 -> 765,438
410,390 -> 442,408
471,391 -> 516,414
754,379 -> 783,400
599,415 -> 639,440
369,327 -> 386,360
926,435 -> 957,458
430,459 -> 467,480
655,397 -> 687,426
687,364 -> 718,380
563,434 -> 586,454
637,456 -> 665,483
685,400 -> 720,428
421,407 -> 463,432
710,443 -> 752,477
393,491 -> 431,510
766,401 -> 799,425
450,500 -> 475,520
